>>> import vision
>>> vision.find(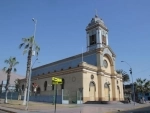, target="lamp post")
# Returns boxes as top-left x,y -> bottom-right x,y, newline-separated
26,18 -> 37,110
121,61 -> 135,105
78,88 -> 83,113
